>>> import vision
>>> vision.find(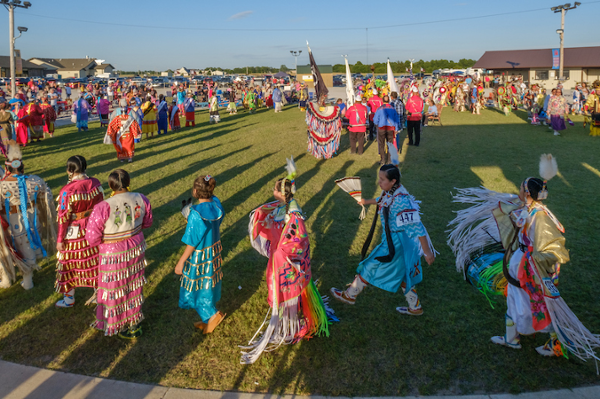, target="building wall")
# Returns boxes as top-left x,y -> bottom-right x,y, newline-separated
584,68 -> 600,83
529,68 -> 582,90
488,68 -> 582,90
60,70 -> 83,79
298,73 -> 333,90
